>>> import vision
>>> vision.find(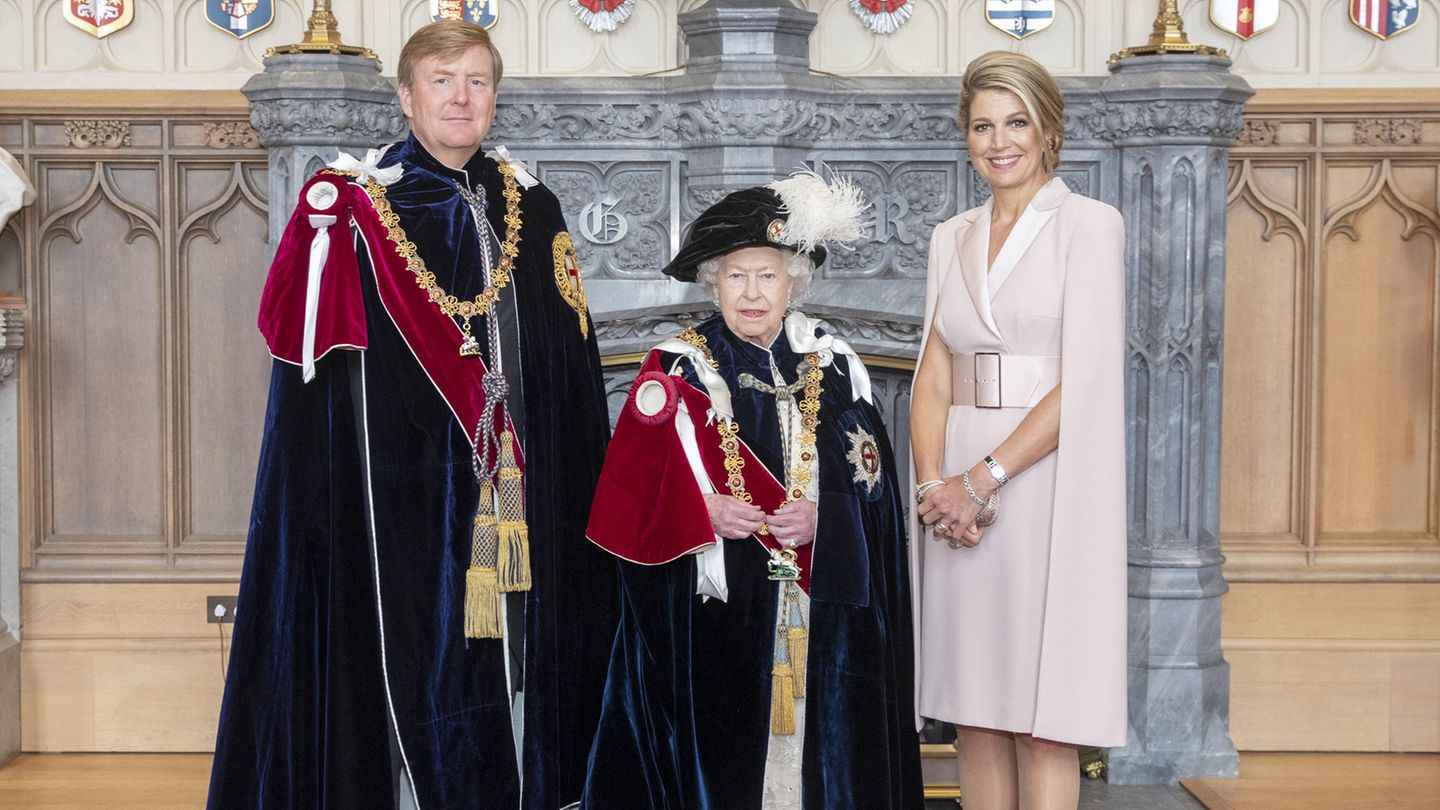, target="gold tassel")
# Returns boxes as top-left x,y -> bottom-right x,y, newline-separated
787,625 -> 808,699
465,566 -> 503,639
771,662 -> 796,736
497,521 -> 530,592
465,481 -> 503,639
496,431 -> 531,592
